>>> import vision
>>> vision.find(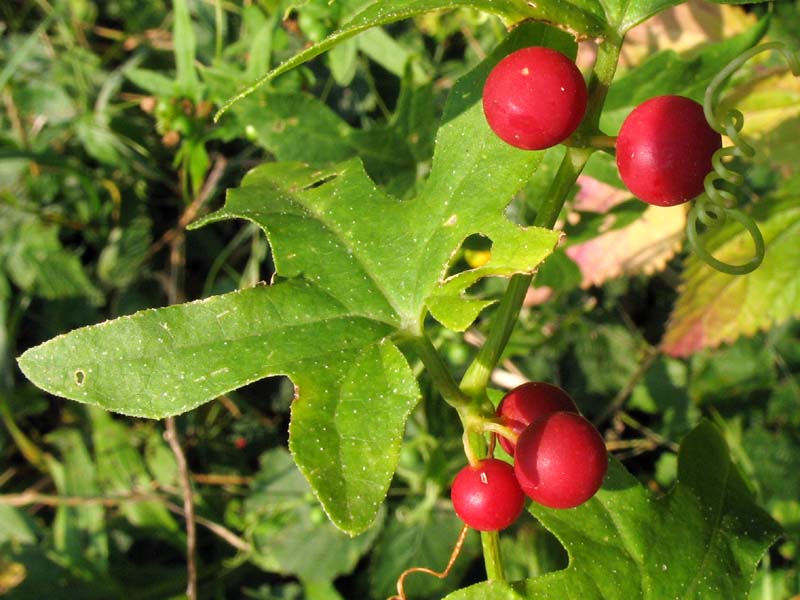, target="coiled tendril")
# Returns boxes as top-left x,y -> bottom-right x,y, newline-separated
688,42 -> 800,275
